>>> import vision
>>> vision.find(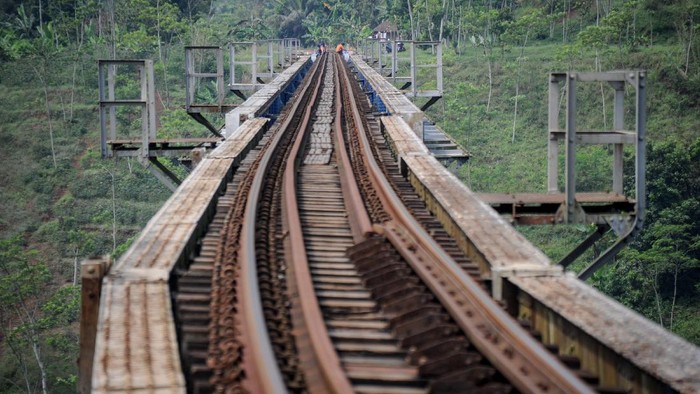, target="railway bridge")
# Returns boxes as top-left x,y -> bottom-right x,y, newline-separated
82,46 -> 700,393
